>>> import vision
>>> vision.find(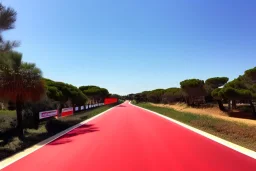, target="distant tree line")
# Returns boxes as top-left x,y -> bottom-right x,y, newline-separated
127,67 -> 256,116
